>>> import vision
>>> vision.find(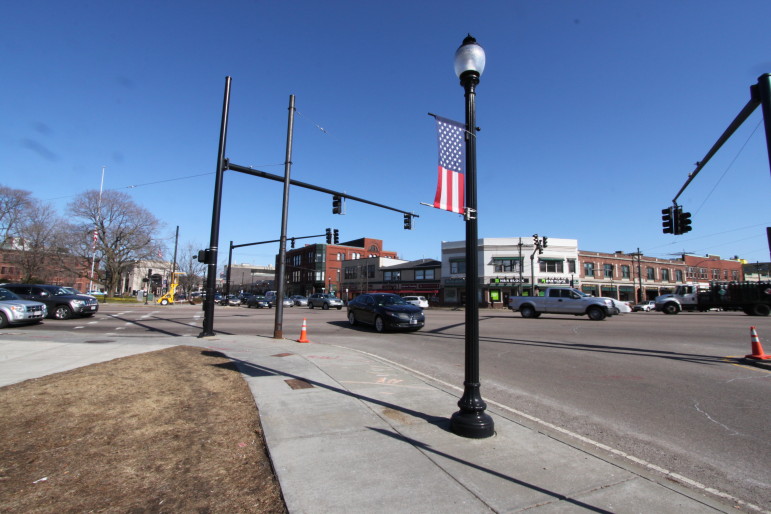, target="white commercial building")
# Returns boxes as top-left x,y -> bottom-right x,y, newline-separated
441,237 -> 579,307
